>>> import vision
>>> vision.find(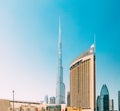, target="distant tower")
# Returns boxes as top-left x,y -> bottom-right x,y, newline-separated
109,99 -> 114,111
44,95 -> 48,104
100,84 -> 109,111
118,91 -> 120,111
56,17 -> 65,104
50,97 -> 56,104
67,91 -> 70,106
